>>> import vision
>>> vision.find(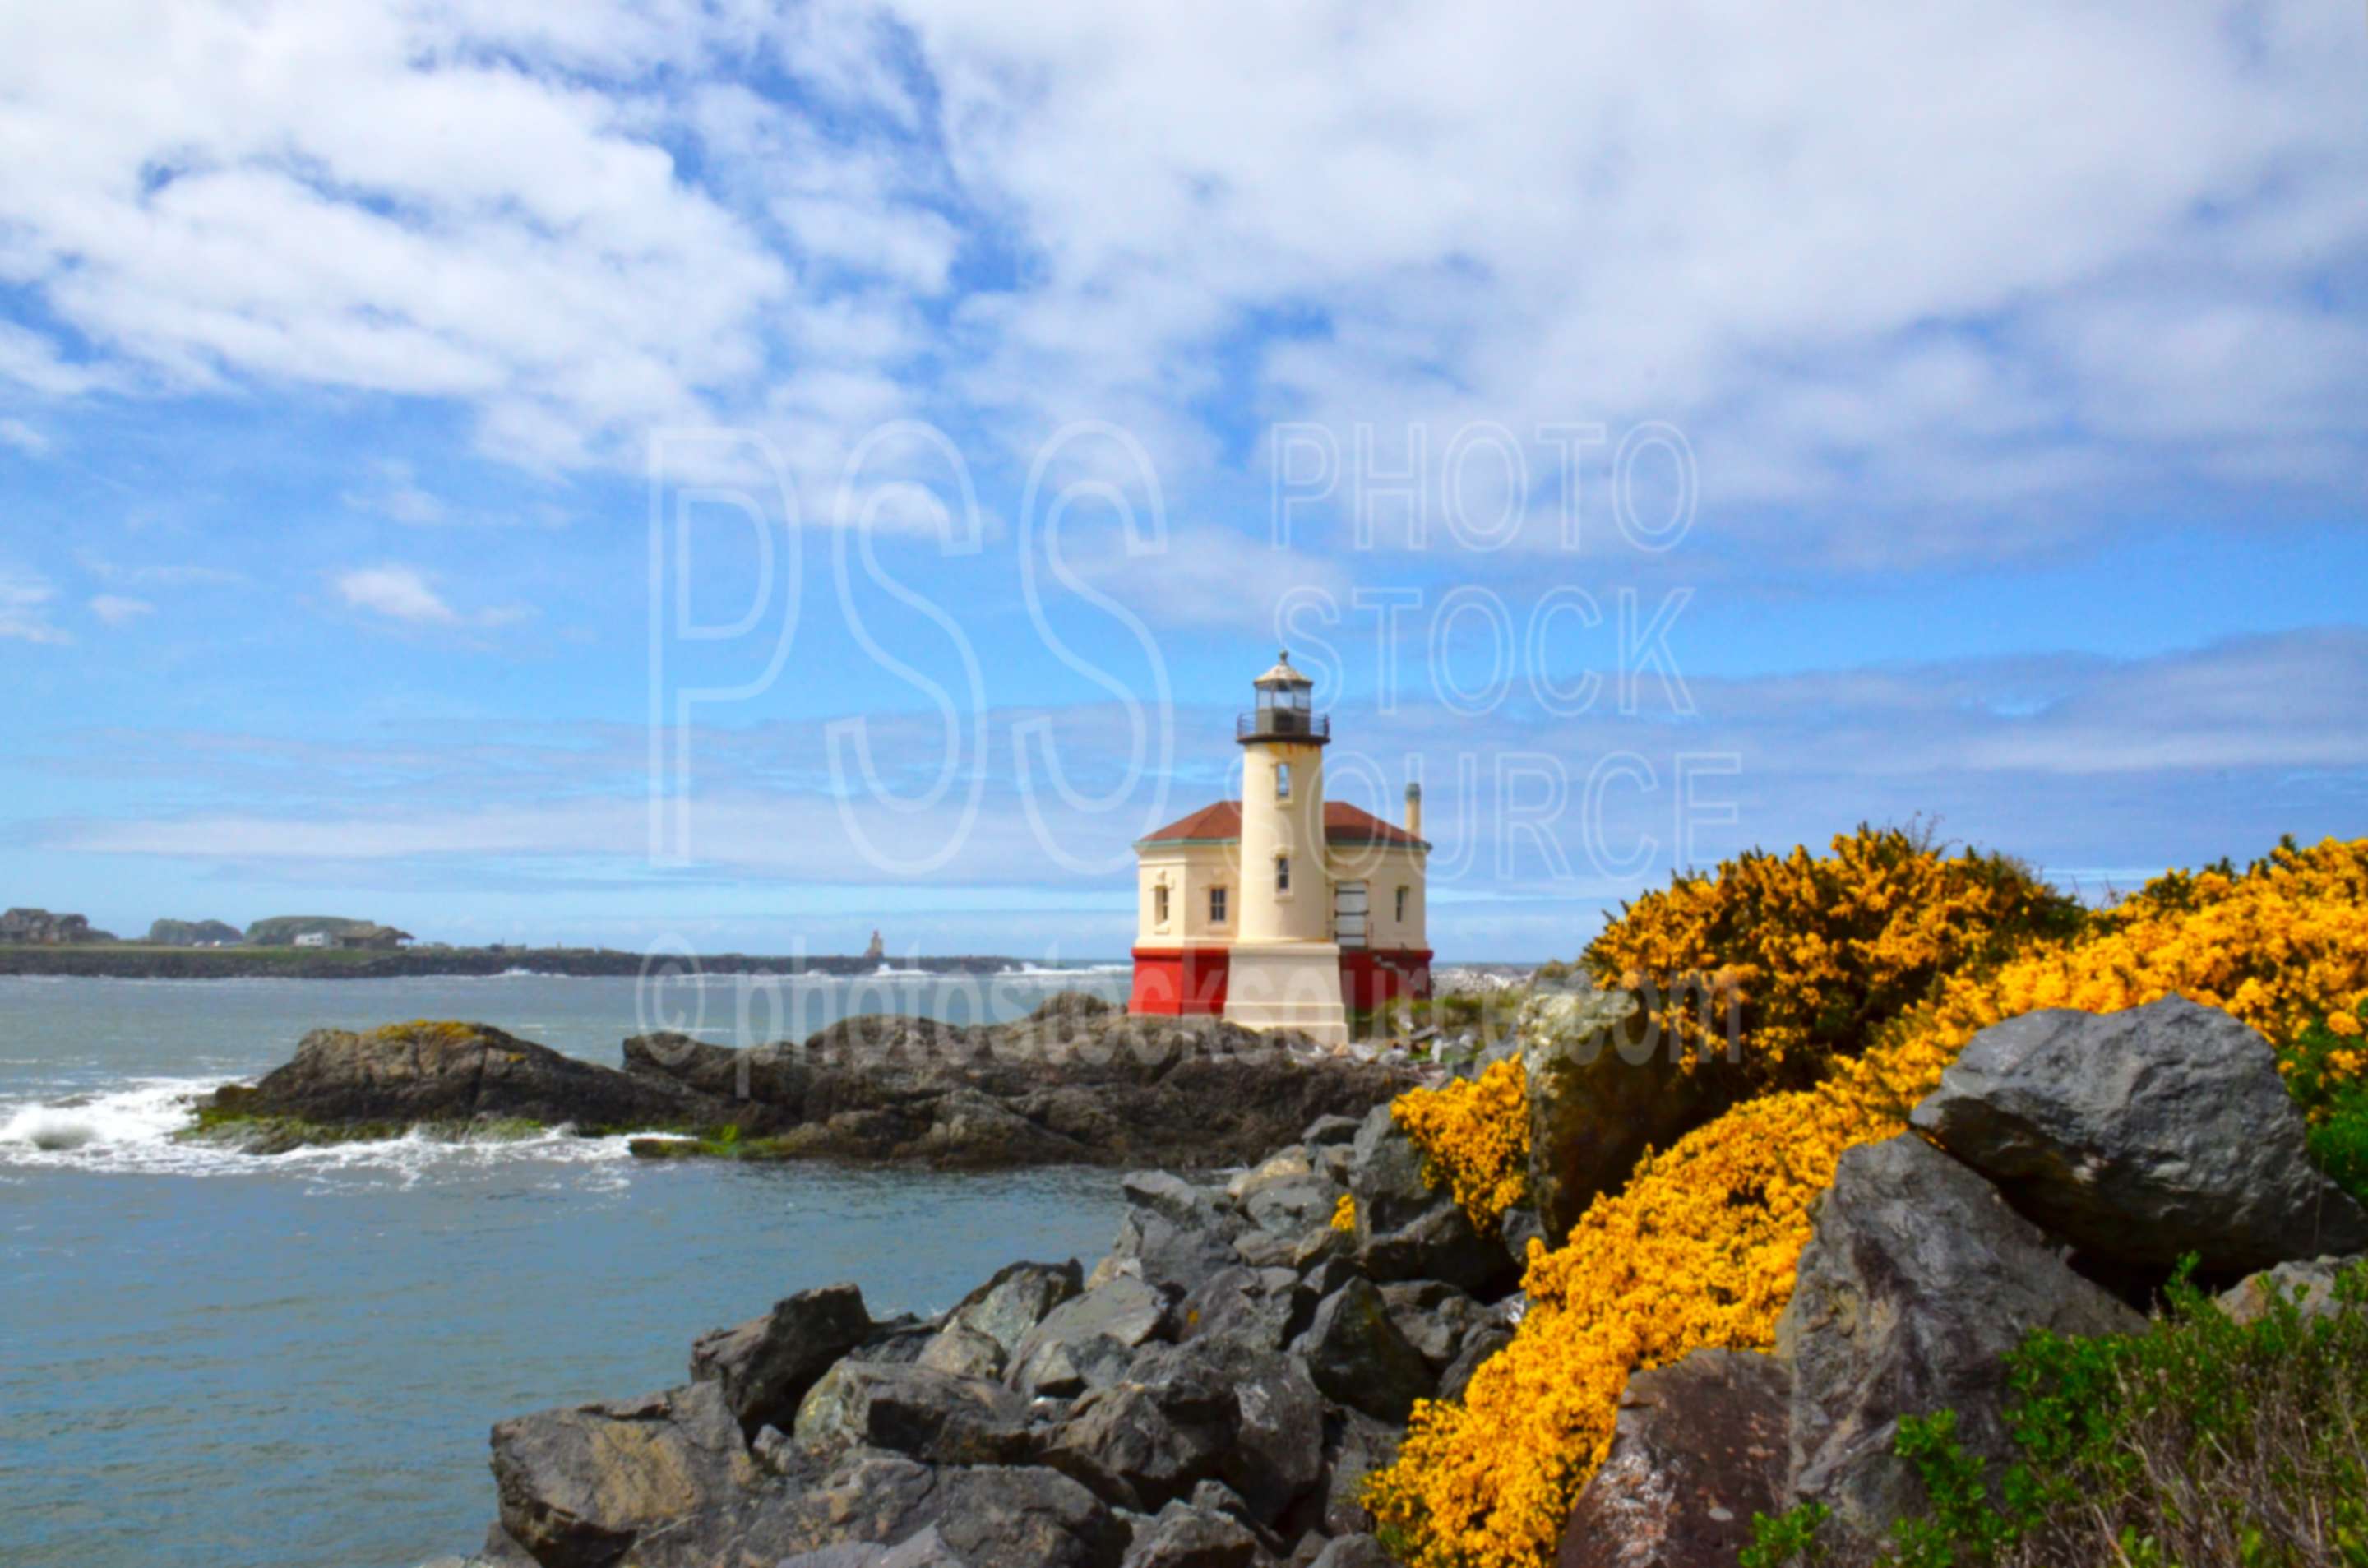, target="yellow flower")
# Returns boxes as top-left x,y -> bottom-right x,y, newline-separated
1392,1059 -> 1529,1230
